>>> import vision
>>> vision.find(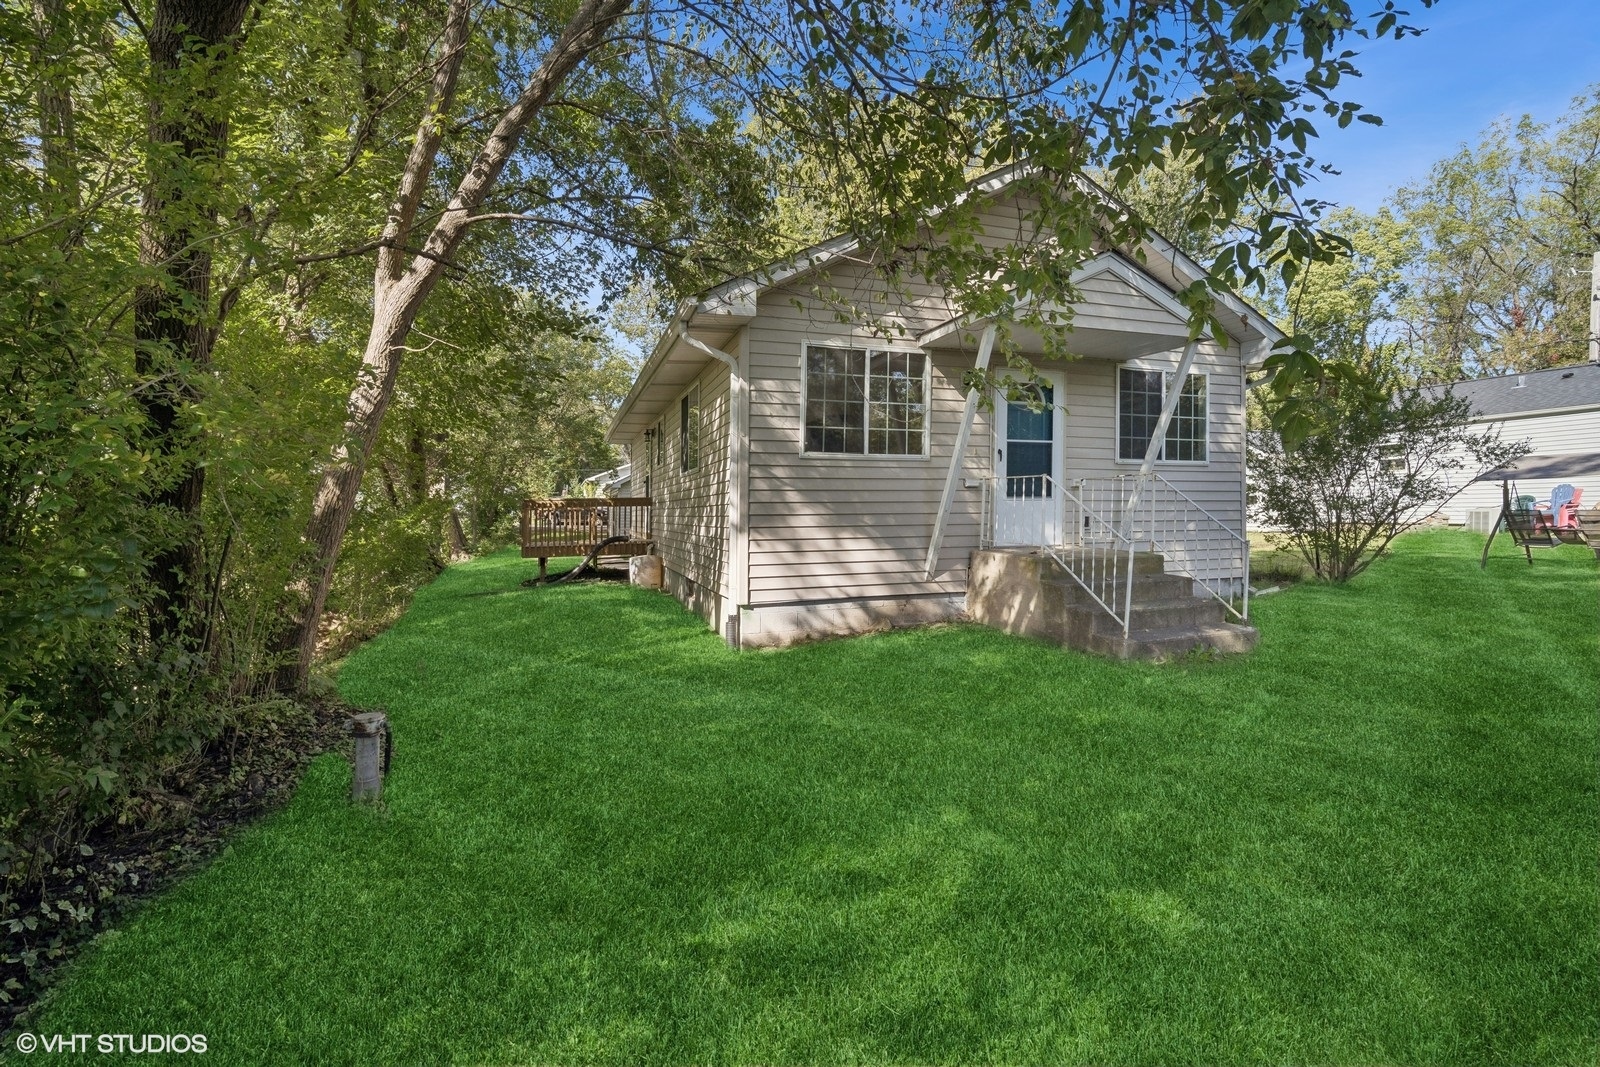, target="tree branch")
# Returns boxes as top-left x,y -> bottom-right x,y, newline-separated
461,210 -> 686,259
413,0 -> 636,276
378,0 -> 475,282
117,0 -> 149,41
